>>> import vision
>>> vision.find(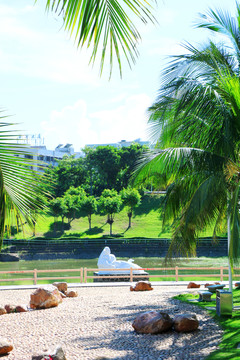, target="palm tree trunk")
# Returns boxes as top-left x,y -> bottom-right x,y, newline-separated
0,177 -> 5,252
